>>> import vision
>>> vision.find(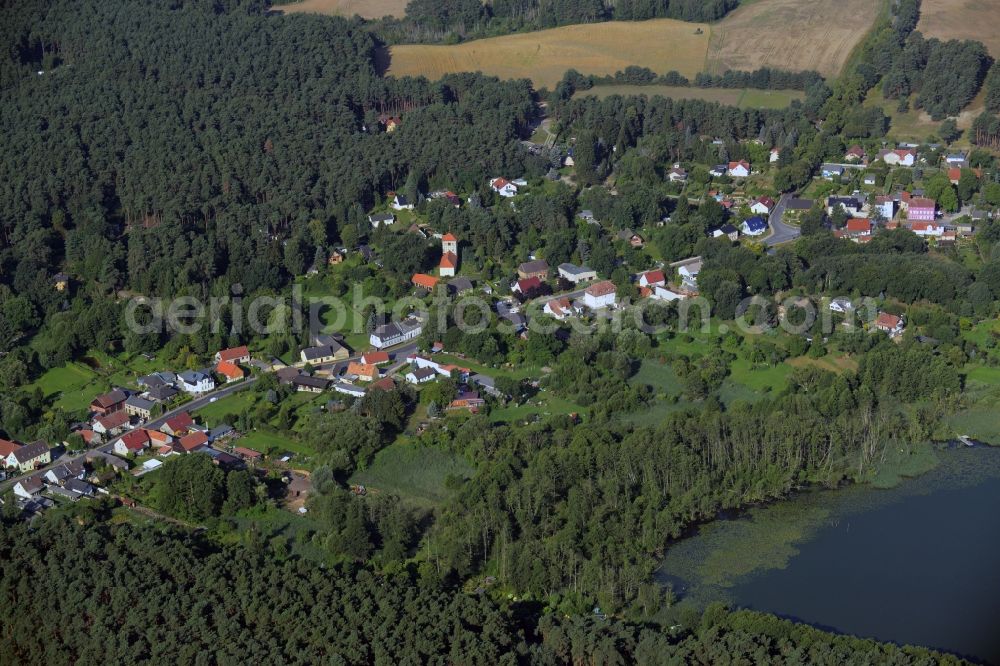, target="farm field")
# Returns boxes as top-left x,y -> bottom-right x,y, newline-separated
705,0 -> 881,78
576,85 -> 803,109
271,0 -> 406,19
917,0 -> 1000,58
388,18 -> 712,89
387,0 -> 881,88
